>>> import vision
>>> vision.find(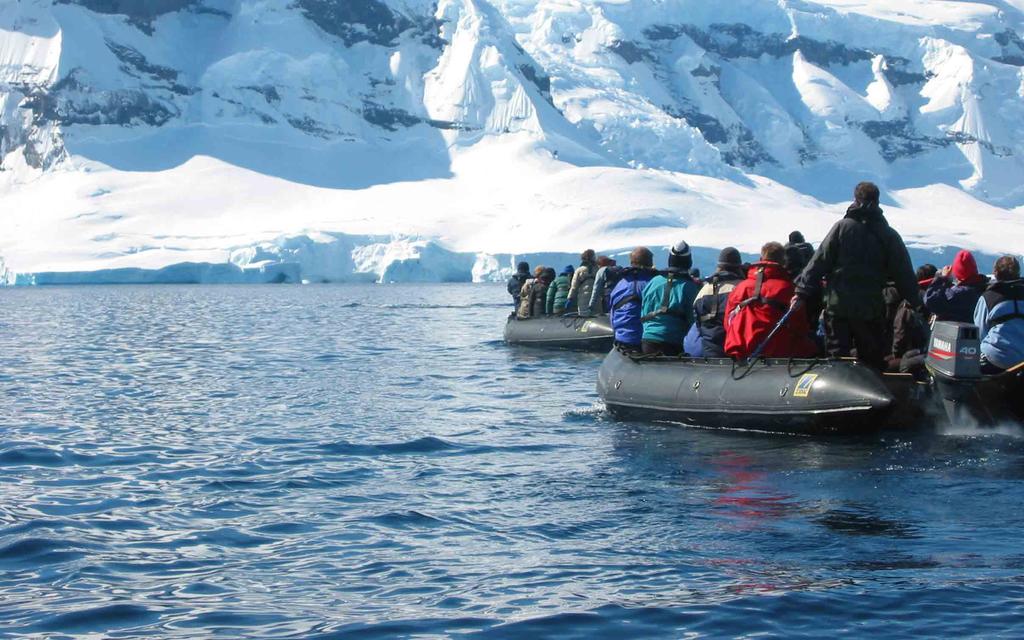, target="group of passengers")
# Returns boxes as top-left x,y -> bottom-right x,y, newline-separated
508,181 -> 1024,374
